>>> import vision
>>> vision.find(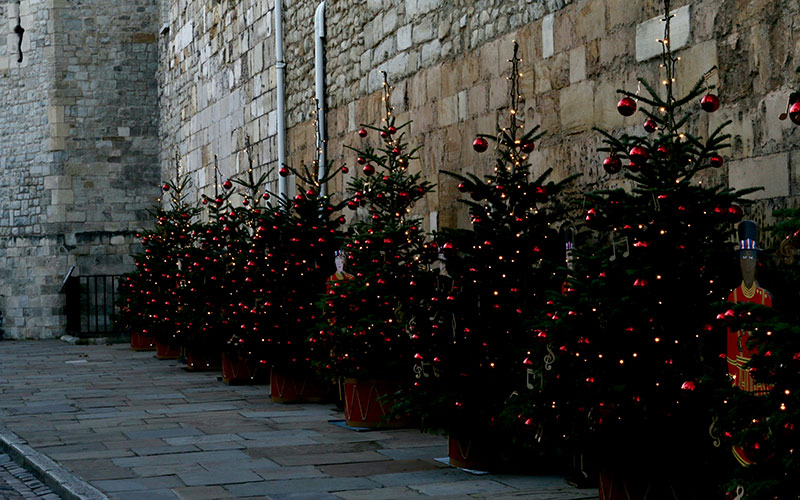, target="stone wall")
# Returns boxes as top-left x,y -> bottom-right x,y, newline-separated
0,0 -> 159,339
